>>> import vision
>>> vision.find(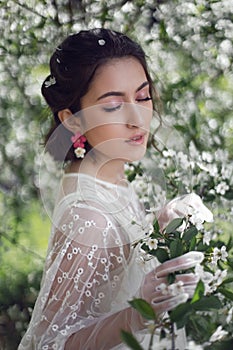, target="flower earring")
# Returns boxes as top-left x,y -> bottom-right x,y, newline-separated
71,132 -> 87,158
